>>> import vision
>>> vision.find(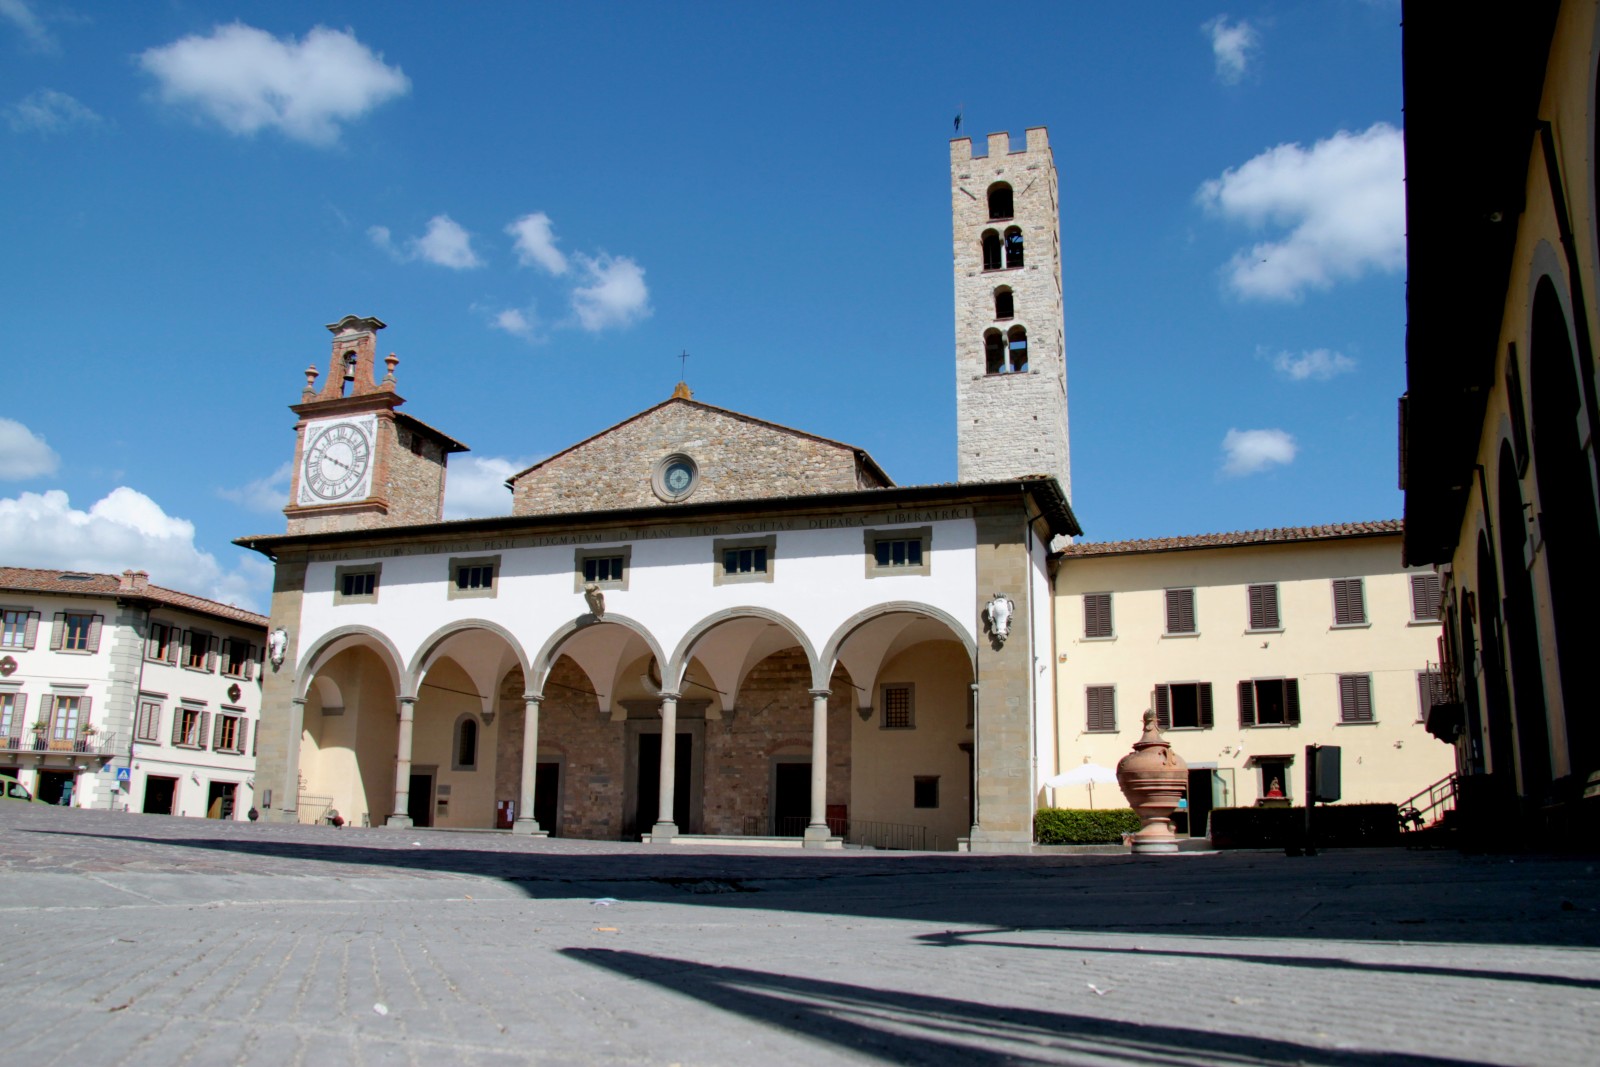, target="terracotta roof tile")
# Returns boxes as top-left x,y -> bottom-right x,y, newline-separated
0,566 -> 267,627
1058,519 -> 1403,559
